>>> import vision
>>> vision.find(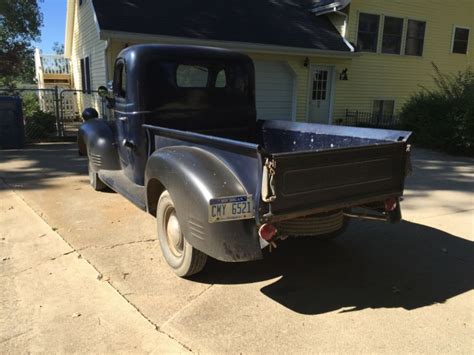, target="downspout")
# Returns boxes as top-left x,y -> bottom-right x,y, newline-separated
104,39 -> 110,83
102,39 -> 110,119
